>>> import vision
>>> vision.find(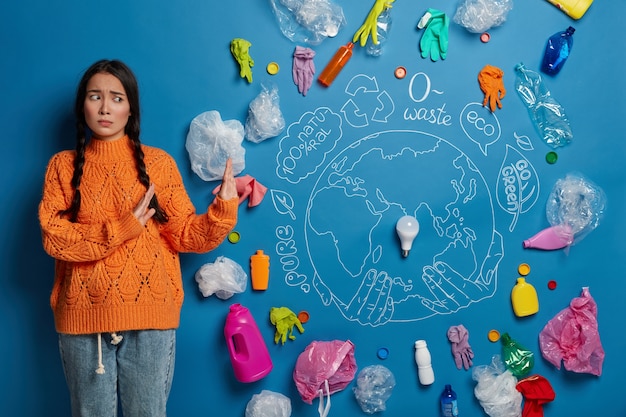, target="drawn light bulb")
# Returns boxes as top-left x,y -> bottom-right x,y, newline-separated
396,215 -> 420,258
